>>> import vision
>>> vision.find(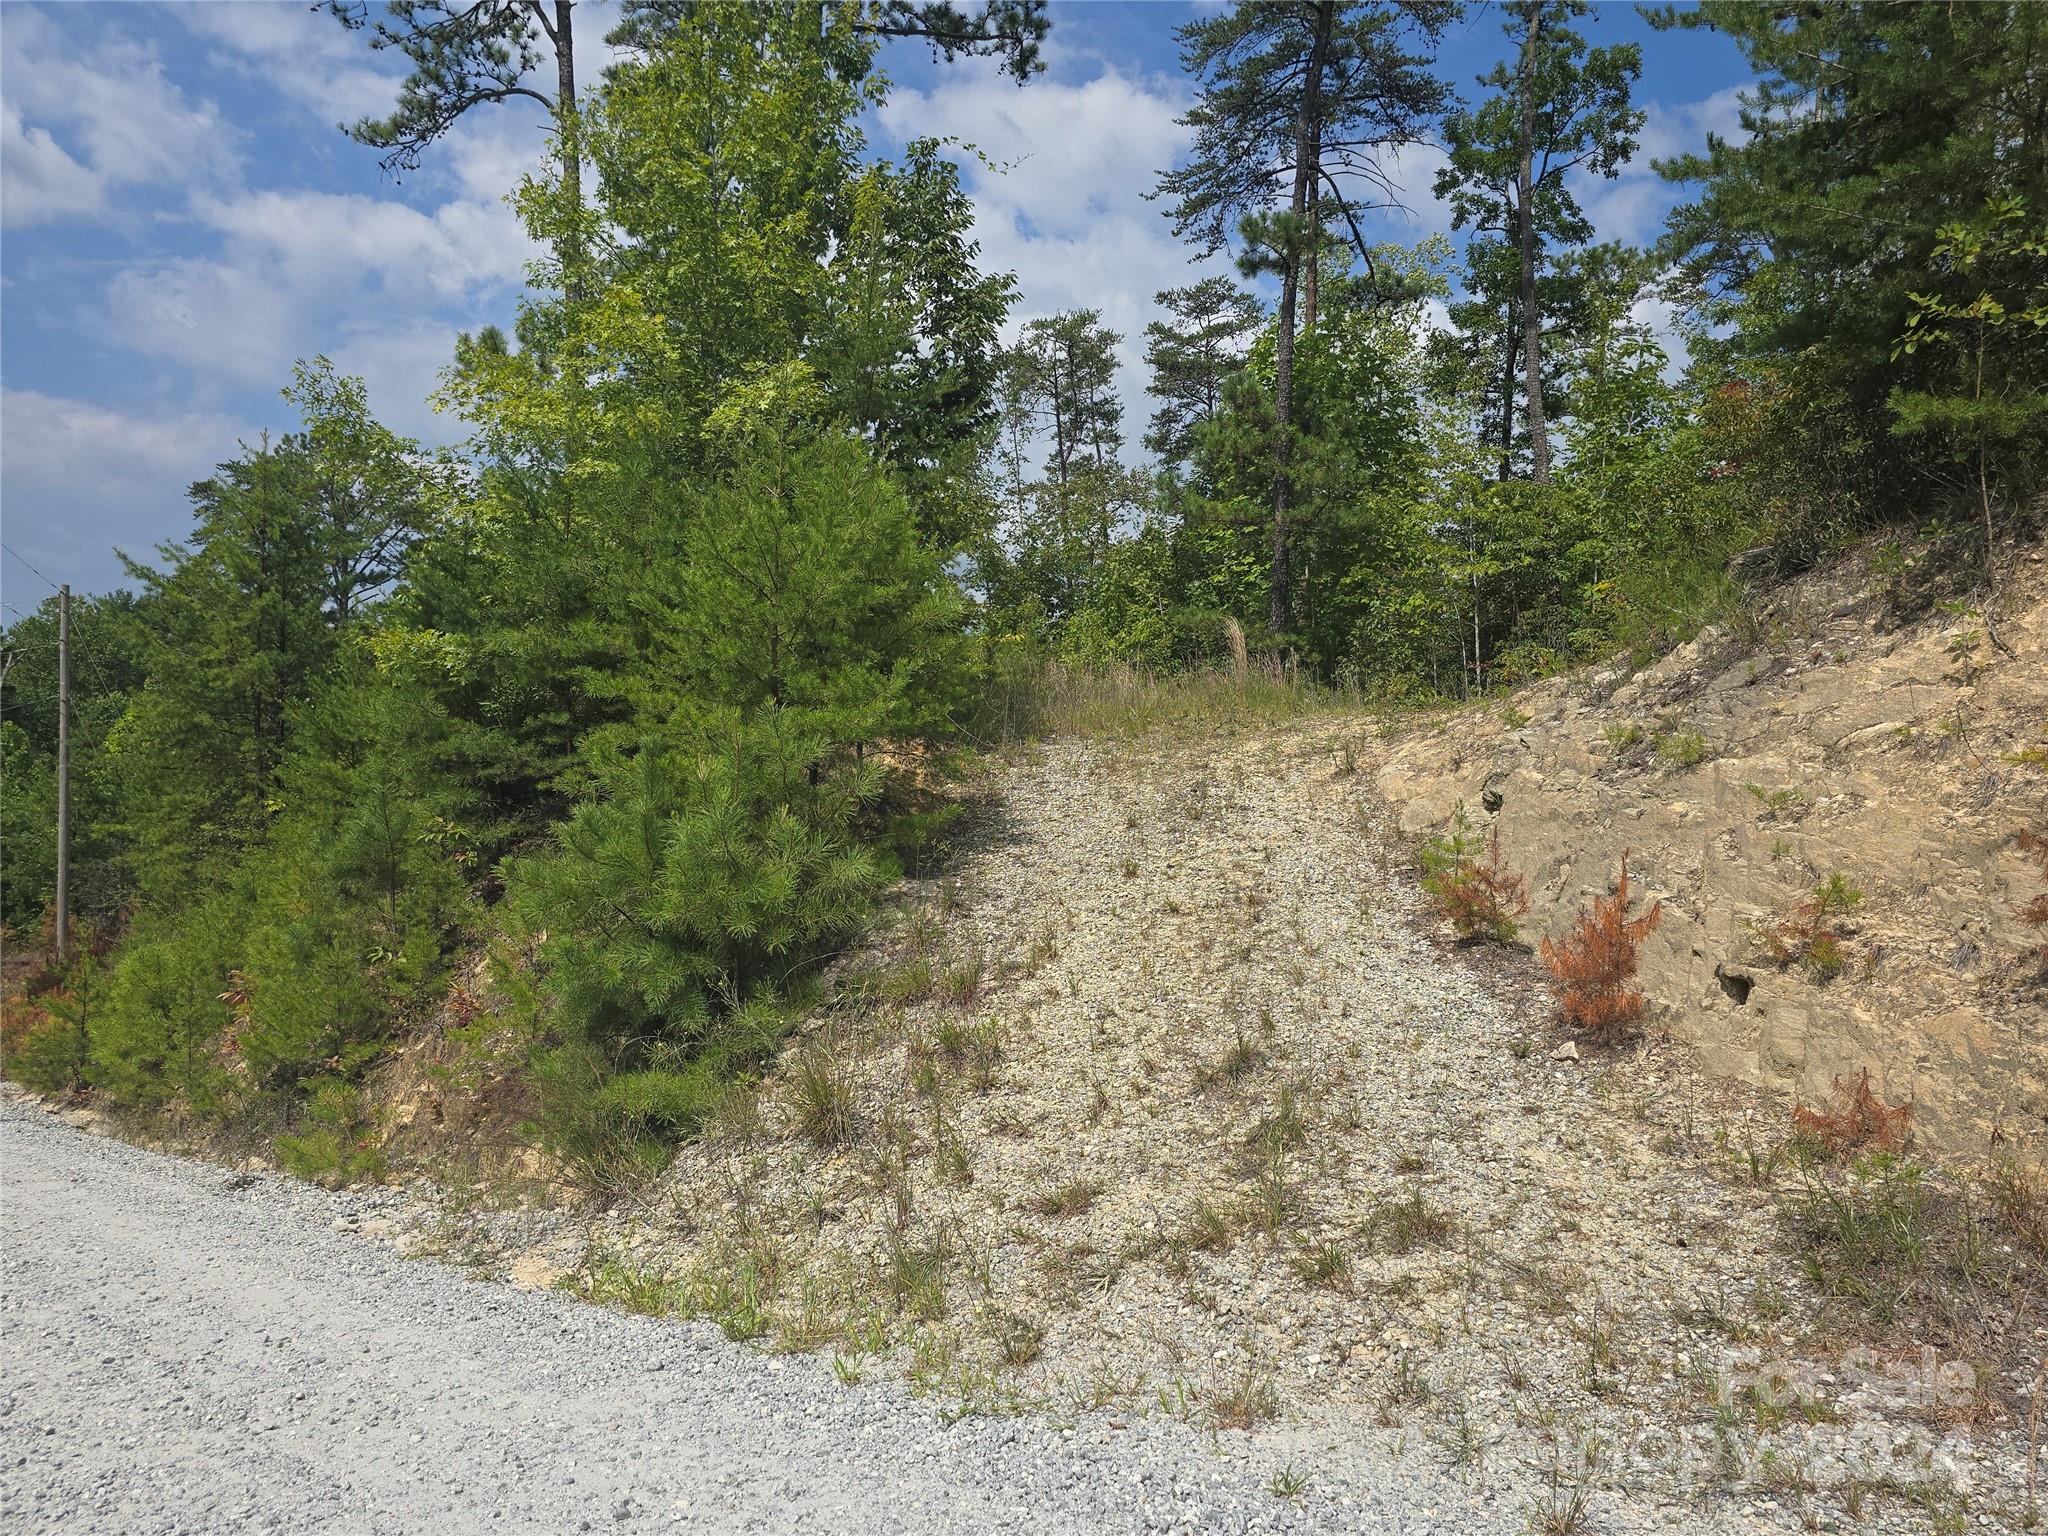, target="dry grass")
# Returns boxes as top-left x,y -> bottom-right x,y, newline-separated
788,1037 -> 859,1149
1793,1150 -> 2048,1408
989,657 -> 1365,743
